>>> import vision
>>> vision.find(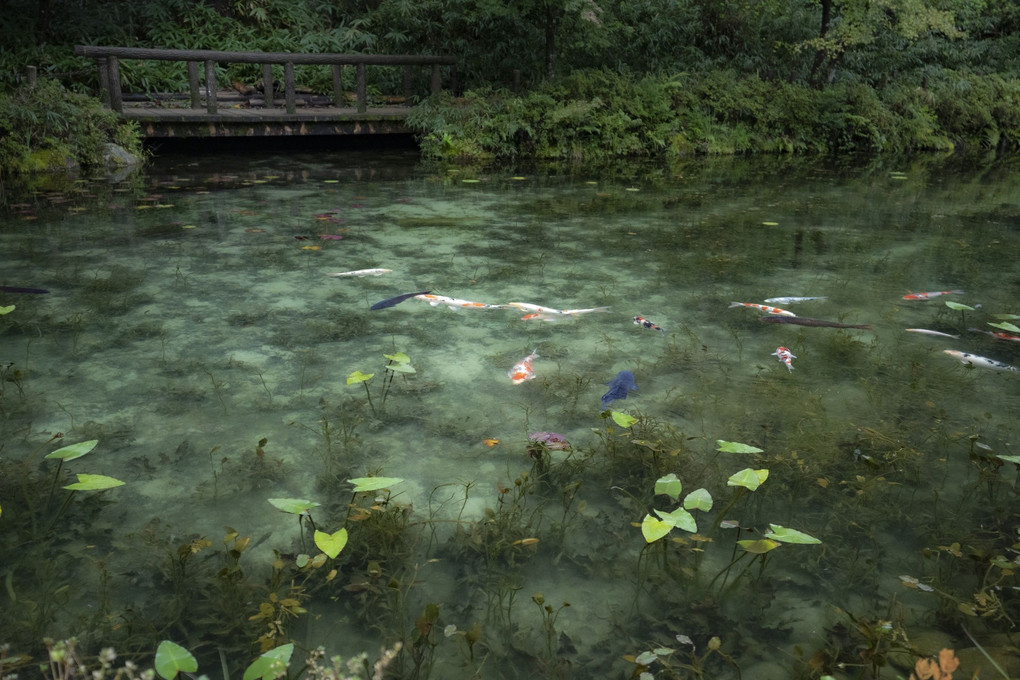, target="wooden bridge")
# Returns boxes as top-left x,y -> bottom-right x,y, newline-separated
74,45 -> 456,139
